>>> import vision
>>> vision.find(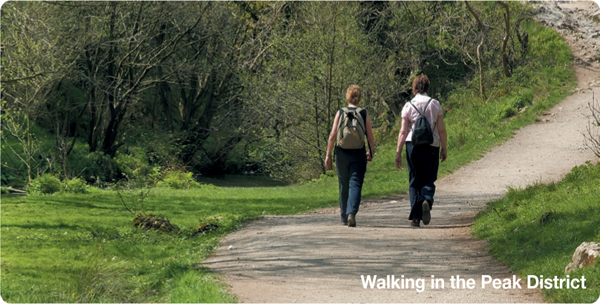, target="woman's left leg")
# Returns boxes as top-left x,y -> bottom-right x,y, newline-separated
346,159 -> 367,216
420,146 -> 440,209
